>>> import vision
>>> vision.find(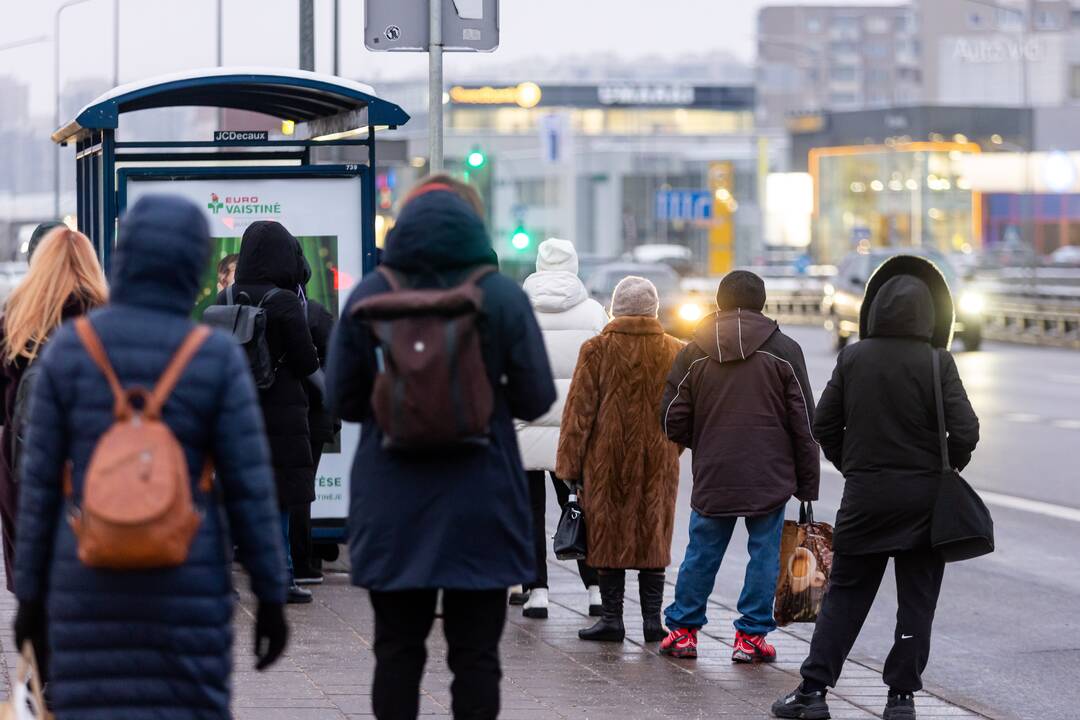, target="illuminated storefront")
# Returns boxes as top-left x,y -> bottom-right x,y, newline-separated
810,142 -> 980,264
379,79 -> 769,264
